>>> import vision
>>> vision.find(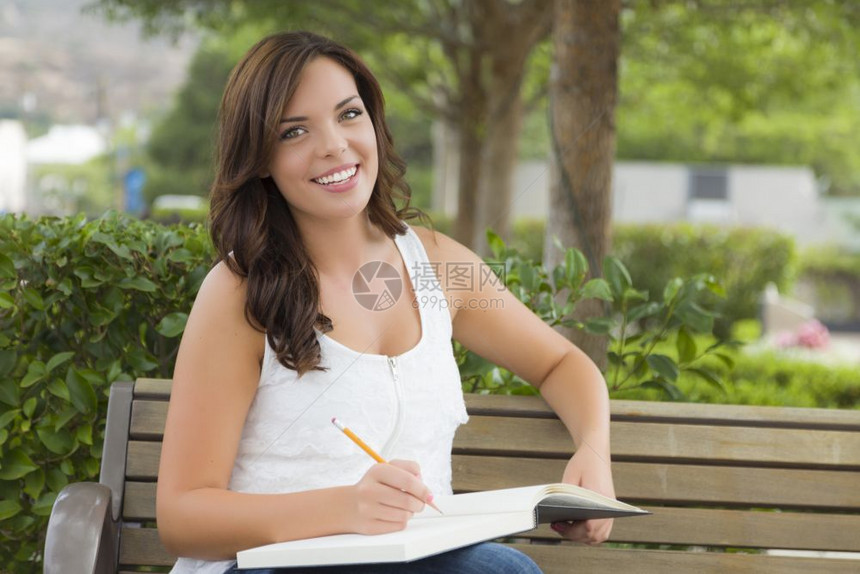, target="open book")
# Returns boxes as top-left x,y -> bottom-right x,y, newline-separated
236,483 -> 649,569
